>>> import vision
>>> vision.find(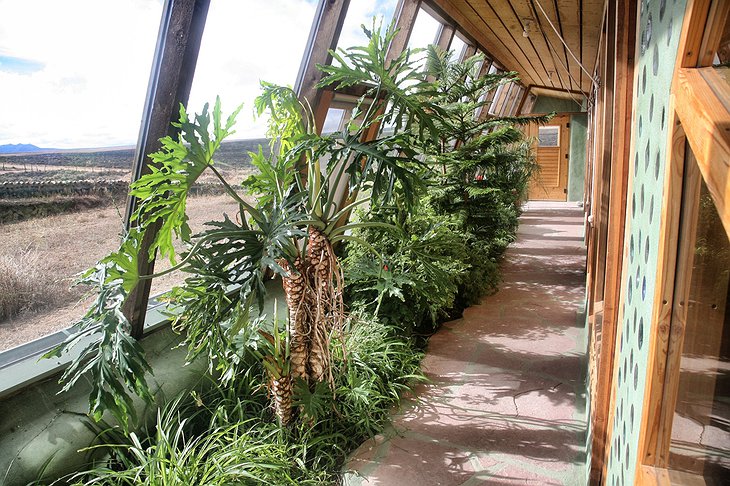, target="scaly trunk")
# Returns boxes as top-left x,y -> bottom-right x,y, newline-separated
270,375 -> 293,425
306,226 -> 340,385
280,258 -> 310,384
